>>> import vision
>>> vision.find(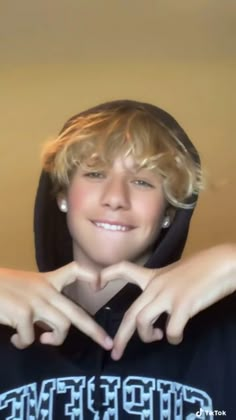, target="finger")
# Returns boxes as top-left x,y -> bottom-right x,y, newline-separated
10,316 -> 35,349
111,312 -> 136,361
48,294 -> 113,350
111,293 -> 152,360
112,292 -> 170,360
39,330 -> 63,345
34,305 -> 72,346
136,300 -> 166,342
39,328 -> 68,346
138,327 -> 163,343
166,304 -> 190,345
10,302 -> 70,348
100,261 -> 156,291
47,262 -> 98,292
